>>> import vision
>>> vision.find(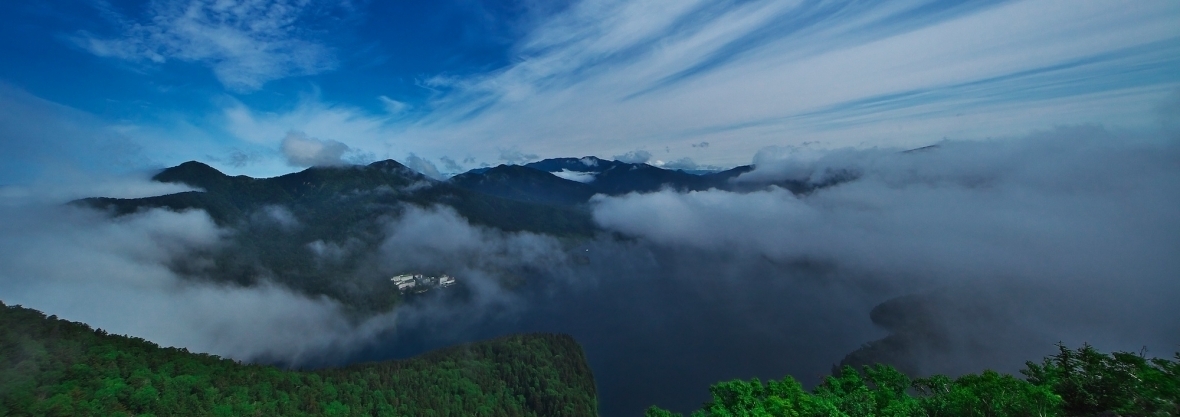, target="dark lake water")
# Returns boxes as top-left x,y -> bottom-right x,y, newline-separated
338,243 -> 884,416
